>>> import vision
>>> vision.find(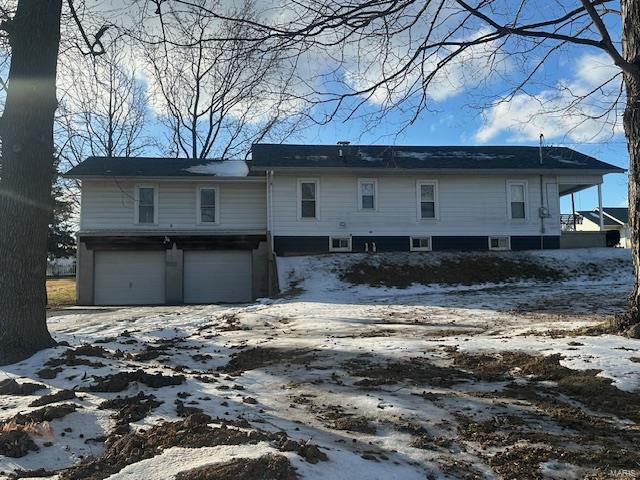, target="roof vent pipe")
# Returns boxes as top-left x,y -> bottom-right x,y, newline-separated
539,133 -> 544,166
